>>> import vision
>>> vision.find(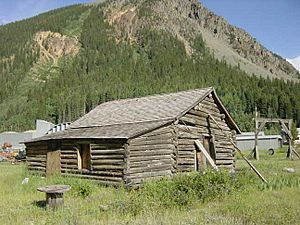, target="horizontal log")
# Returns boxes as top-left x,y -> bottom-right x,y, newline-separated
25,141 -> 47,147
91,143 -> 123,150
196,102 -> 221,114
177,159 -> 195,164
129,144 -> 175,151
129,159 -> 172,168
129,149 -> 173,157
177,131 -> 200,139
61,155 -> 78,159
216,149 -> 234,154
92,149 -> 125,155
61,164 -> 78,169
91,160 -> 125,166
182,114 -> 230,131
216,160 -> 234,165
61,159 -> 78,164
91,155 -> 124,160
177,124 -> 224,134
26,149 -> 48,154
129,165 -> 172,174
62,168 -> 123,177
216,153 -> 233,158
92,165 -> 124,170
61,173 -> 123,183
26,156 -> 46,161
61,149 -> 77,154
129,170 -> 172,180
129,139 -> 174,146
130,133 -> 173,143
27,161 -> 46,167
216,156 -> 234,160
178,139 -> 196,145
129,154 -> 171,162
